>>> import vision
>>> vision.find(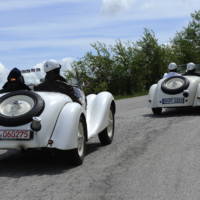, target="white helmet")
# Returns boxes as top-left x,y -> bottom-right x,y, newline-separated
187,62 -> 196,71
168,62 -> 177,71
44,60 -> 61,73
